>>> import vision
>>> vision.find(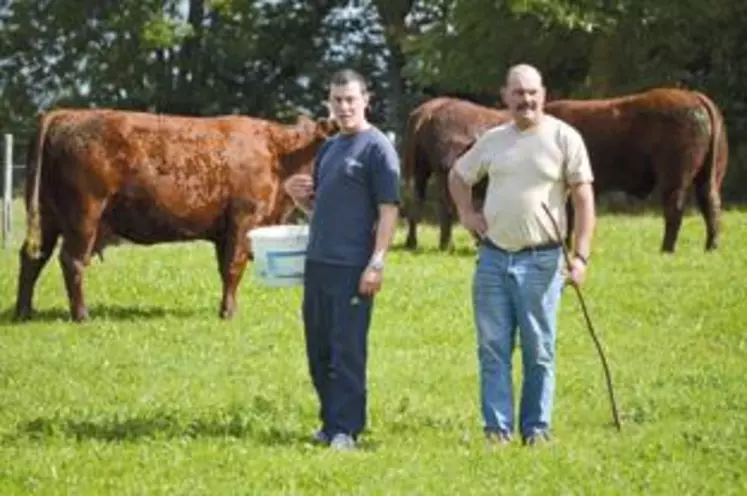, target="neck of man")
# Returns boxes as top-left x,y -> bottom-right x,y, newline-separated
514,112 -> 544,131
339,120 -> 371,135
